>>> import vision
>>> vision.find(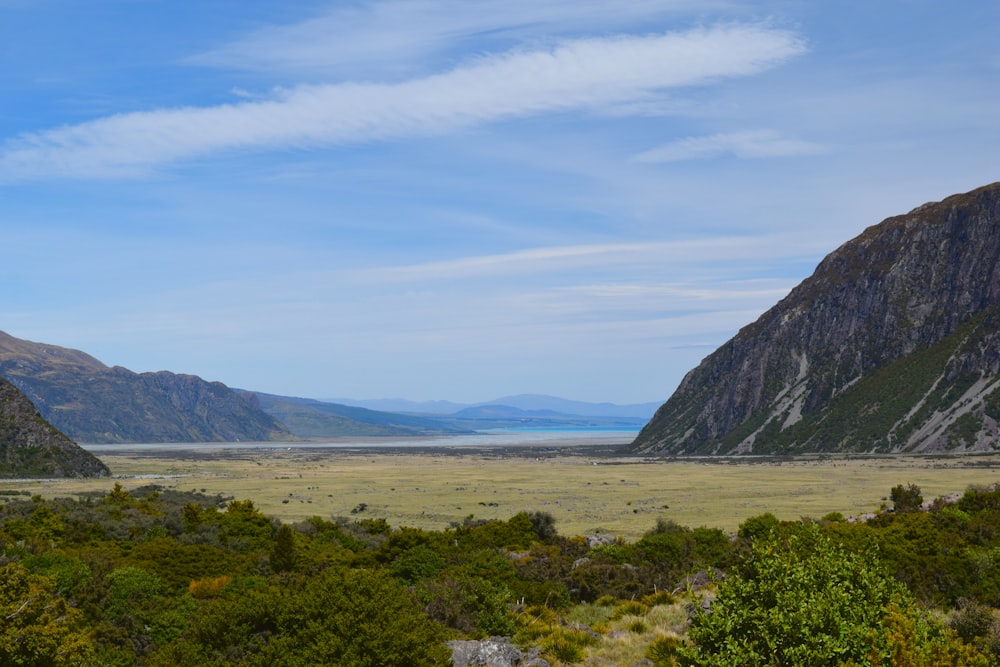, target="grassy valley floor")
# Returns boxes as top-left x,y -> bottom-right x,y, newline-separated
5,445 -> 1000,539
